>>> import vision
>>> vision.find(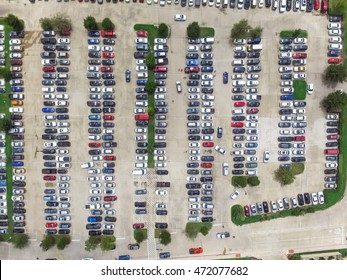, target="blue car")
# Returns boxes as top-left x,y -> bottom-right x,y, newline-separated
102,168 -> 114,174
12,148 -> 24,153
89,122 -> 101,127
328,50 -> 340,57
0,88 -> 5,93
56,87 -> 66,92
118,255 -> 130,260
0,188 -> 6,193
88,38 -> 100,45
280,95 -> 294,100
12,161 -> 24,167
89,115 -> 101,120
280,74 -> 293,80
201,66 -> 213,72
11,87 -> 23,92
88,31 -> 100,37
186,60 -> 199,66
233,67 -> 245,73
0,181 -> 6,186
137,80 -> 148,86
223,72 -> 228,84
42,107 -> 55,113
159,252 -> 171,259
